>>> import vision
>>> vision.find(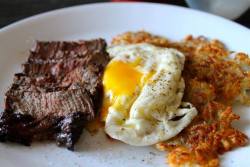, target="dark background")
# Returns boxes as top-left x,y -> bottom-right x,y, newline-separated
0,0 -> 249,28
